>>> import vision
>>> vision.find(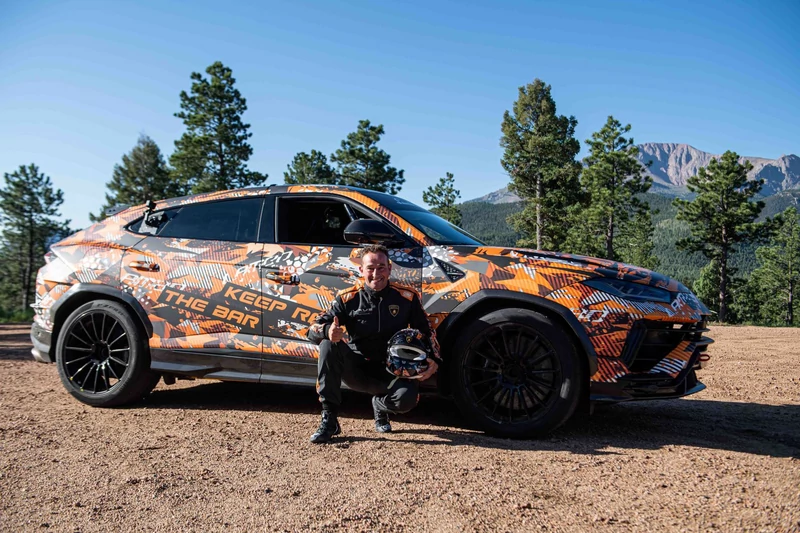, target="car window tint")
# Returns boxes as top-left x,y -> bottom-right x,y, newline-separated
157,198 -> 263,242
277,197 -> 368,245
